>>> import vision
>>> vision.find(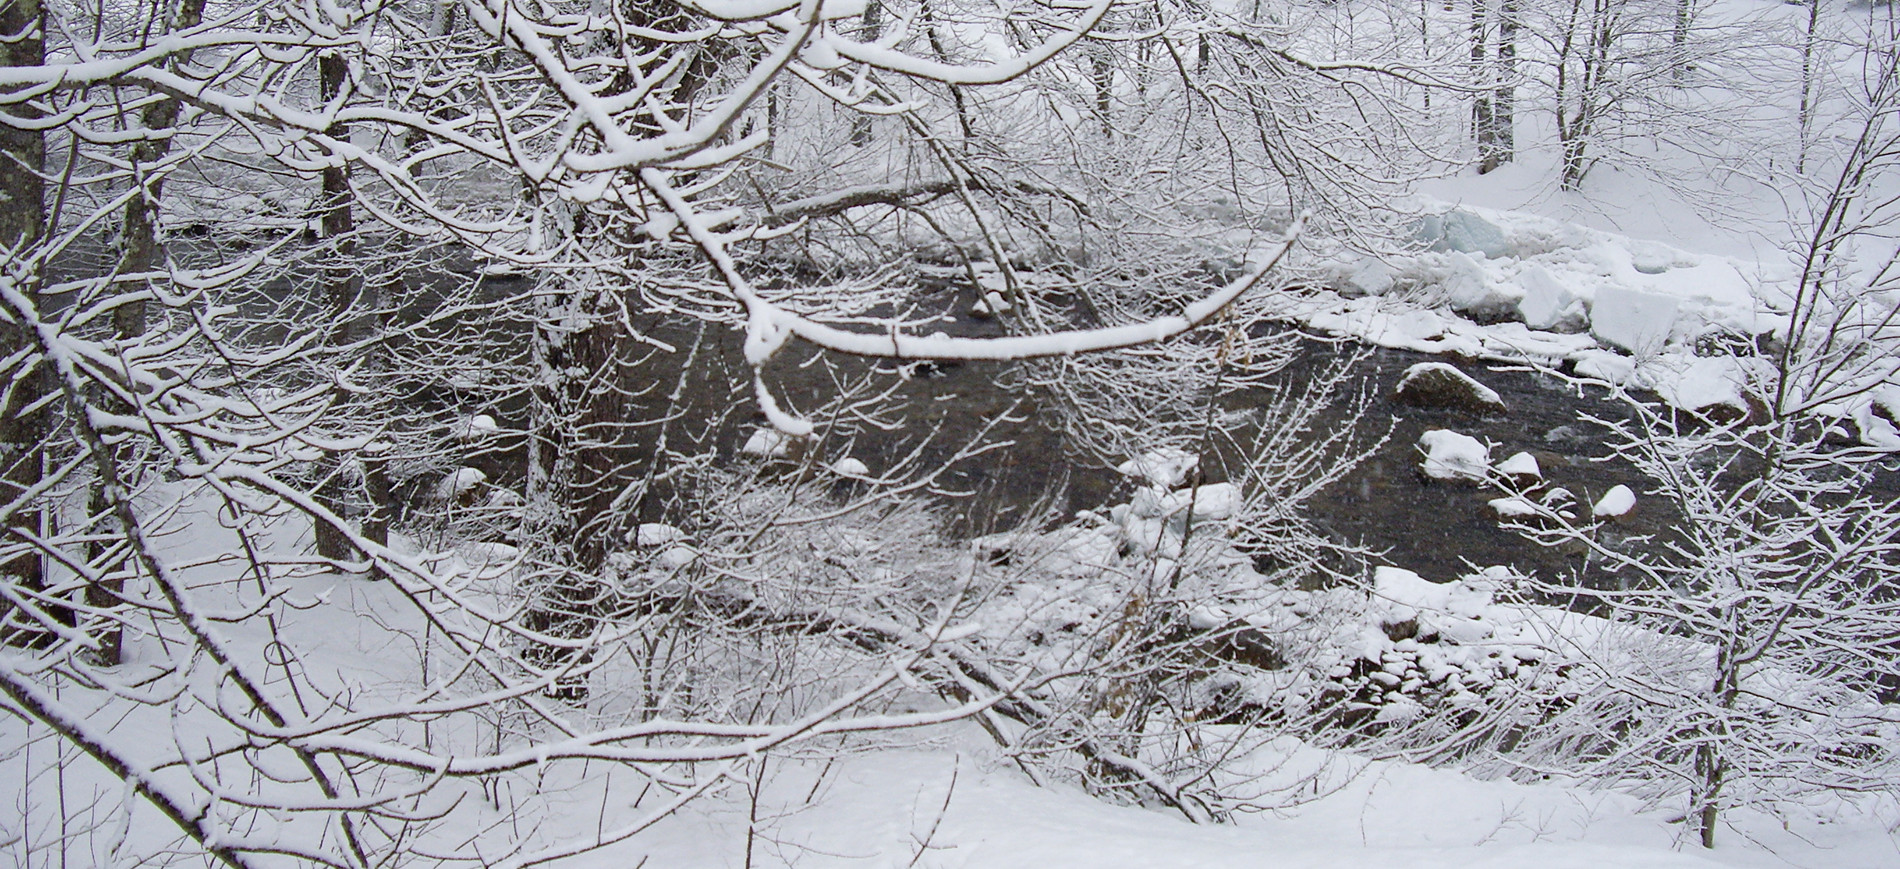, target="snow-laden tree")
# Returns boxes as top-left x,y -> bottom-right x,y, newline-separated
0,0 -> 1440,863
1489,18 -> 1900,847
